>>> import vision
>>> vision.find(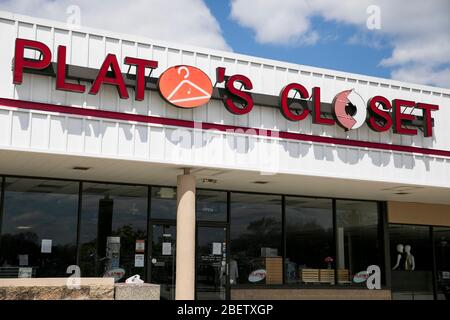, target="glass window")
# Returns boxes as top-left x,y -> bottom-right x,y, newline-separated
151,187 -> 176,220
230,193 -> 282,285
78,183 -> 148,281
197,226 -> 227,300
433,227 -> 450,300
336,200 -> 382,286
285,197 -> 333,284
0,178 -> 79,277
196,190 -> 227,222
389,224 -> 433,300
